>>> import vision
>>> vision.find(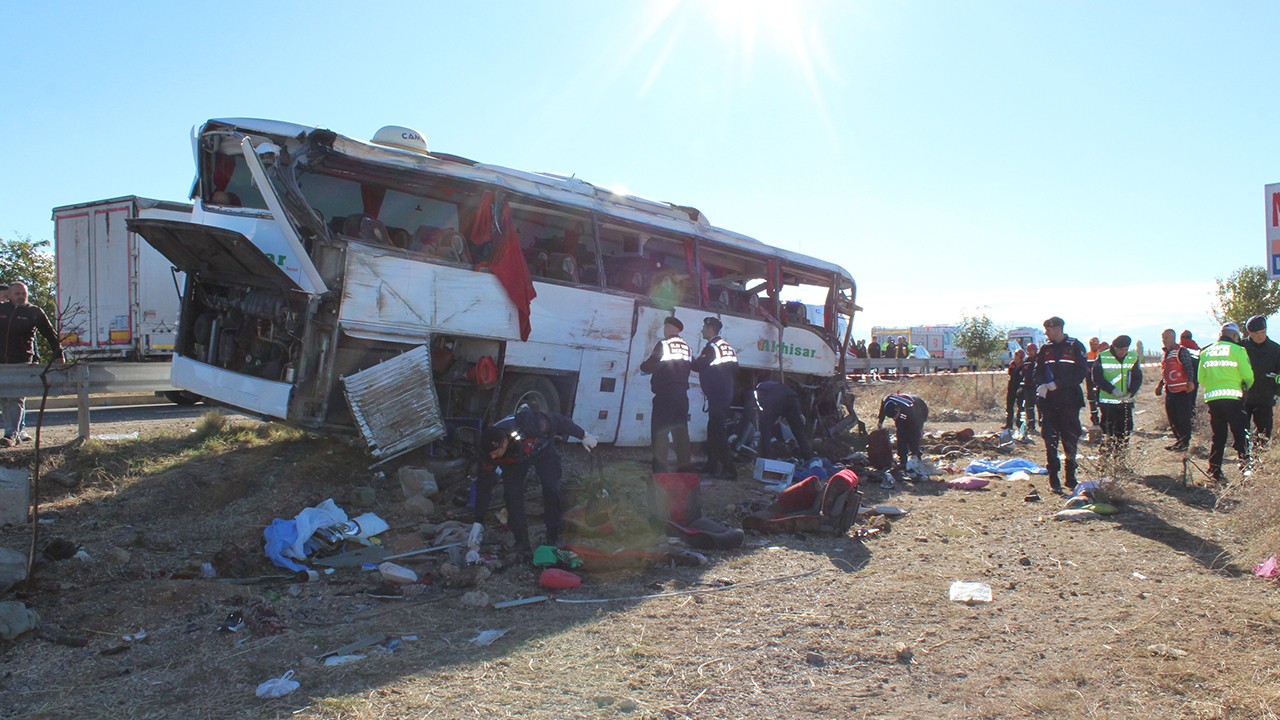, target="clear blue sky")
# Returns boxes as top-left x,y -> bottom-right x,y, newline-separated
3,0 -> 1277,350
